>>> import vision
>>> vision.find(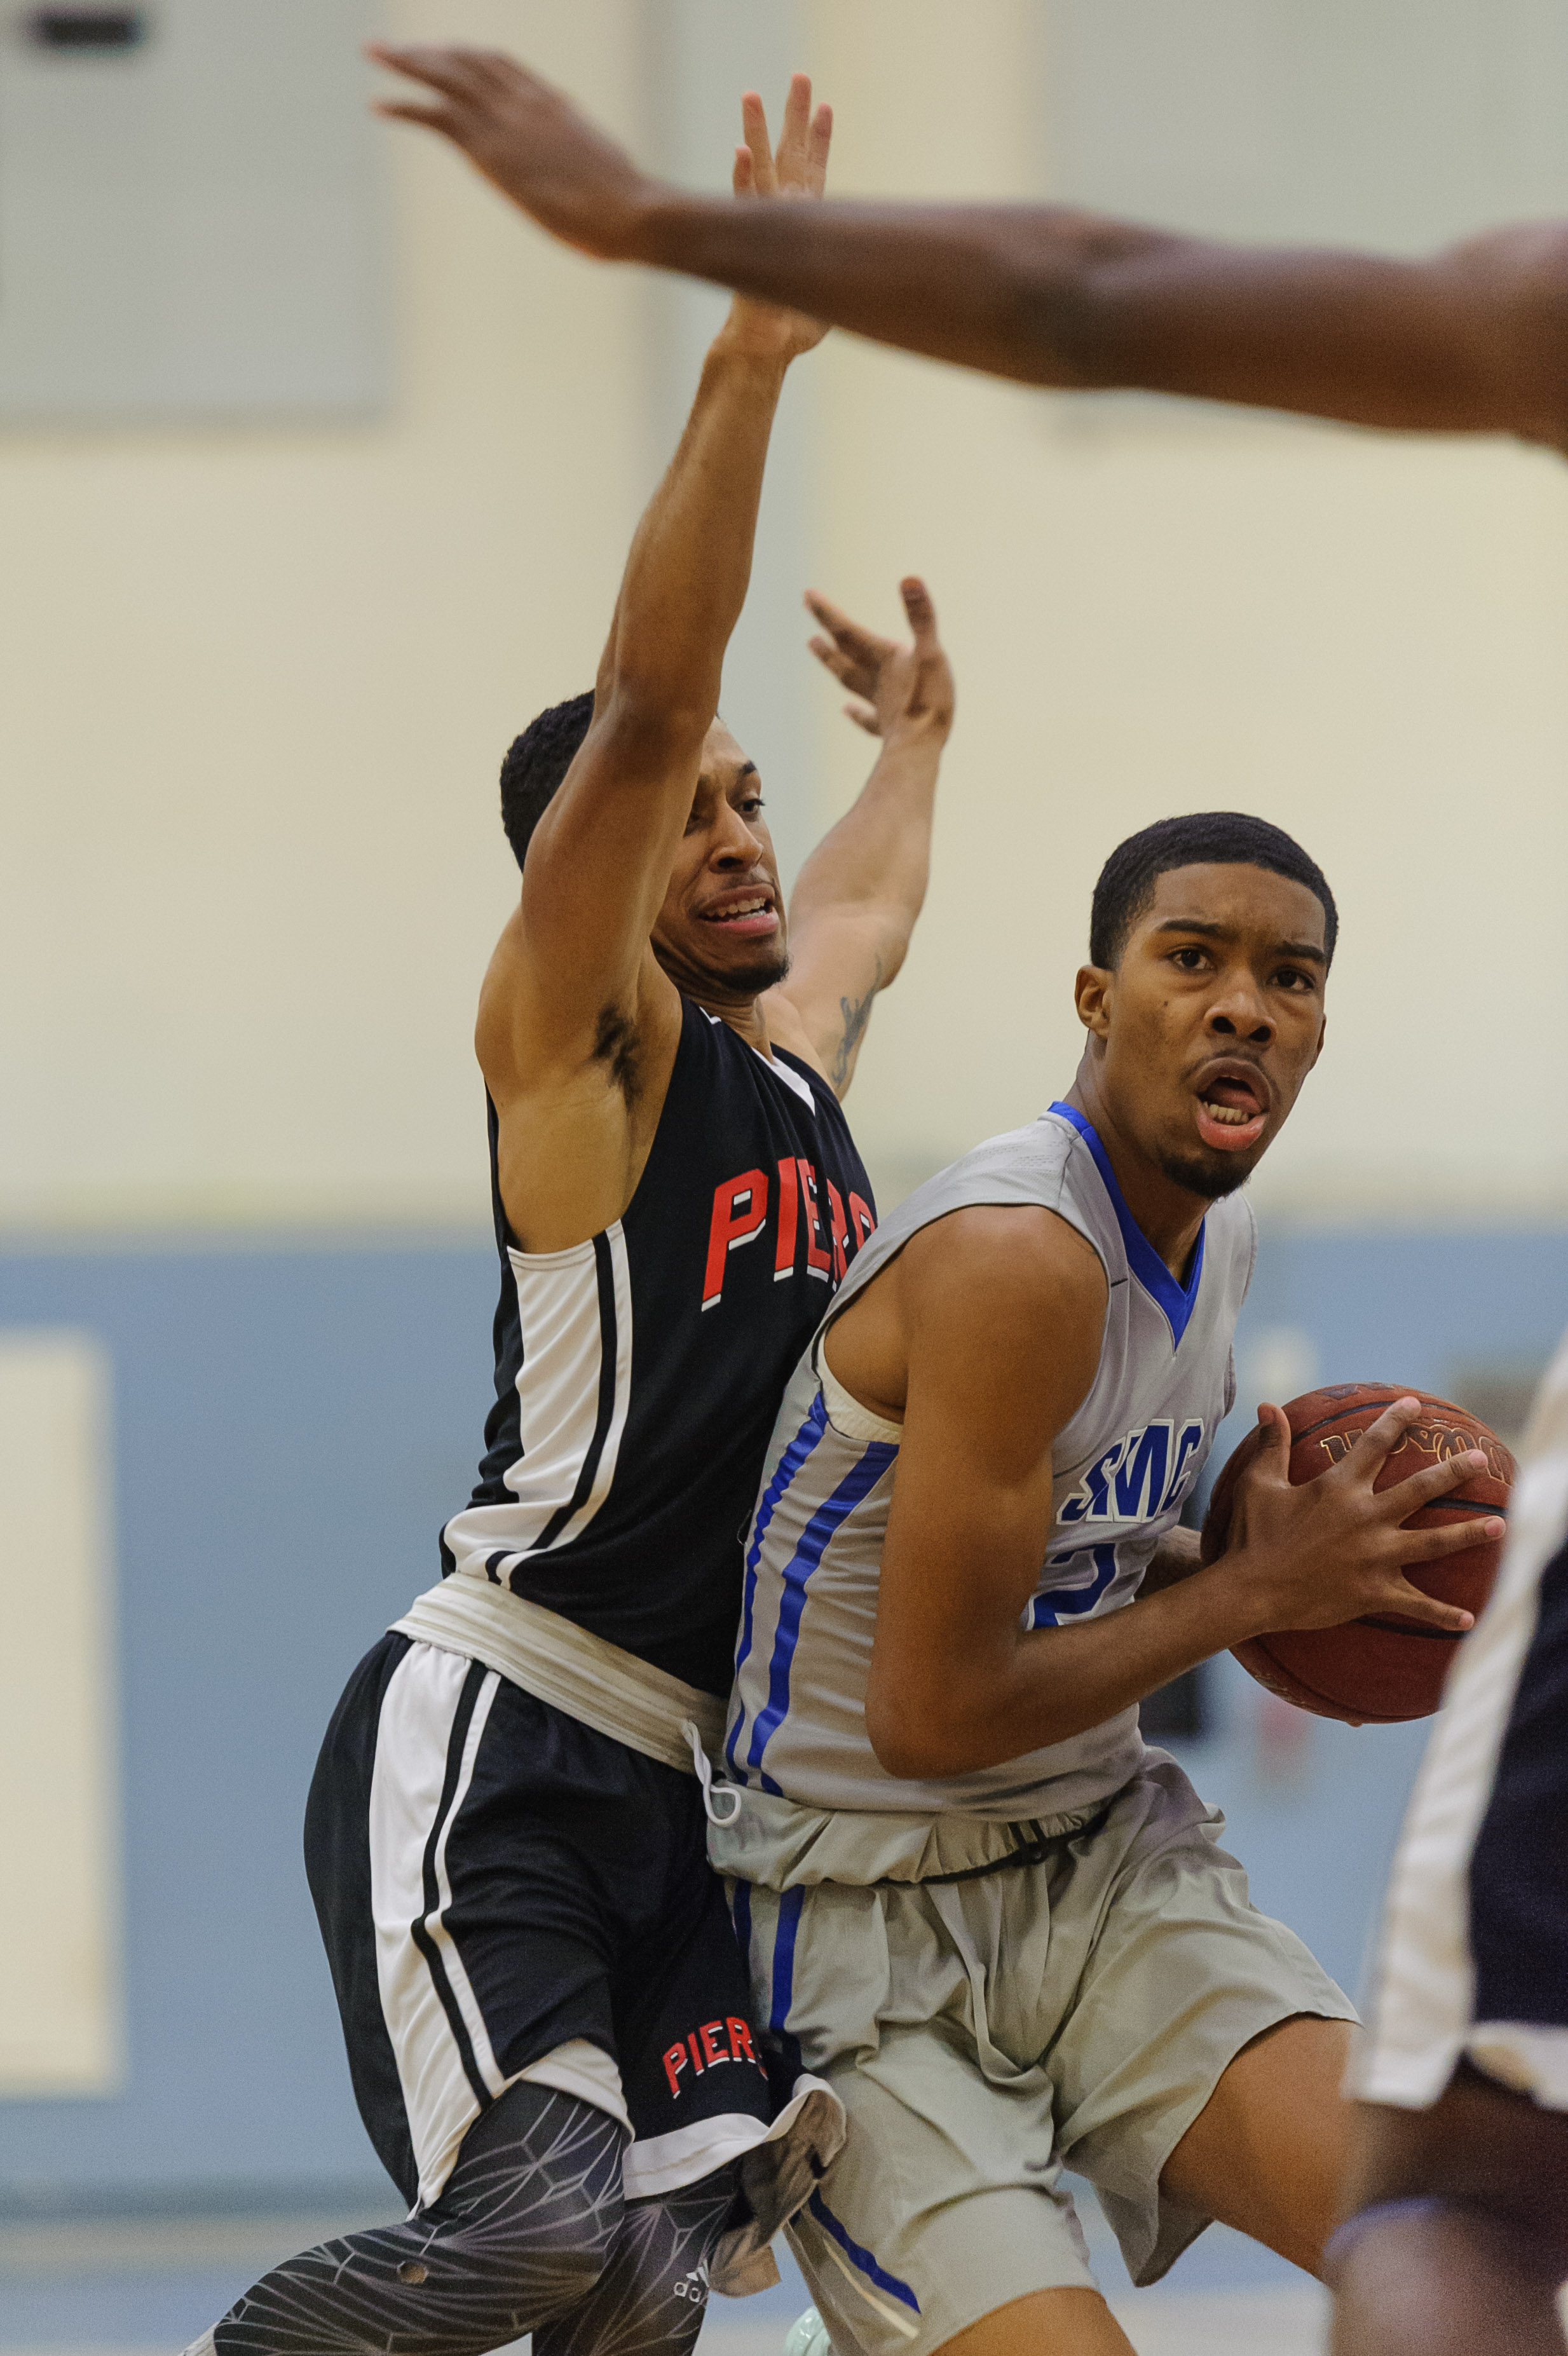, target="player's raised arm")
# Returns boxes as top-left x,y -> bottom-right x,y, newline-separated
765,578 -> 954,1097
859,1213 -> 1503,1780
369,44 -> 1568,454
463,78 -> 833,1094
